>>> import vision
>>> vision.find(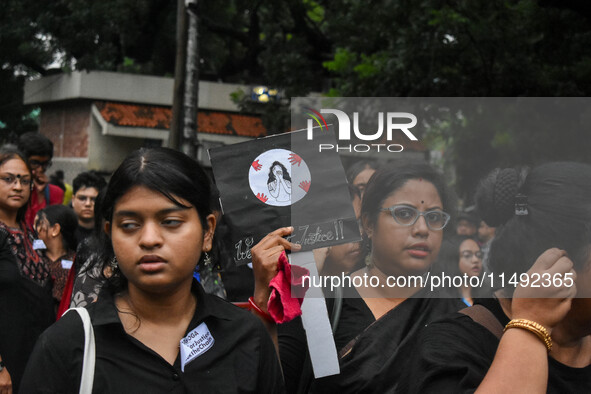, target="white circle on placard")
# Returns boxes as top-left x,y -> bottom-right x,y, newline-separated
248,149 -> 311,207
